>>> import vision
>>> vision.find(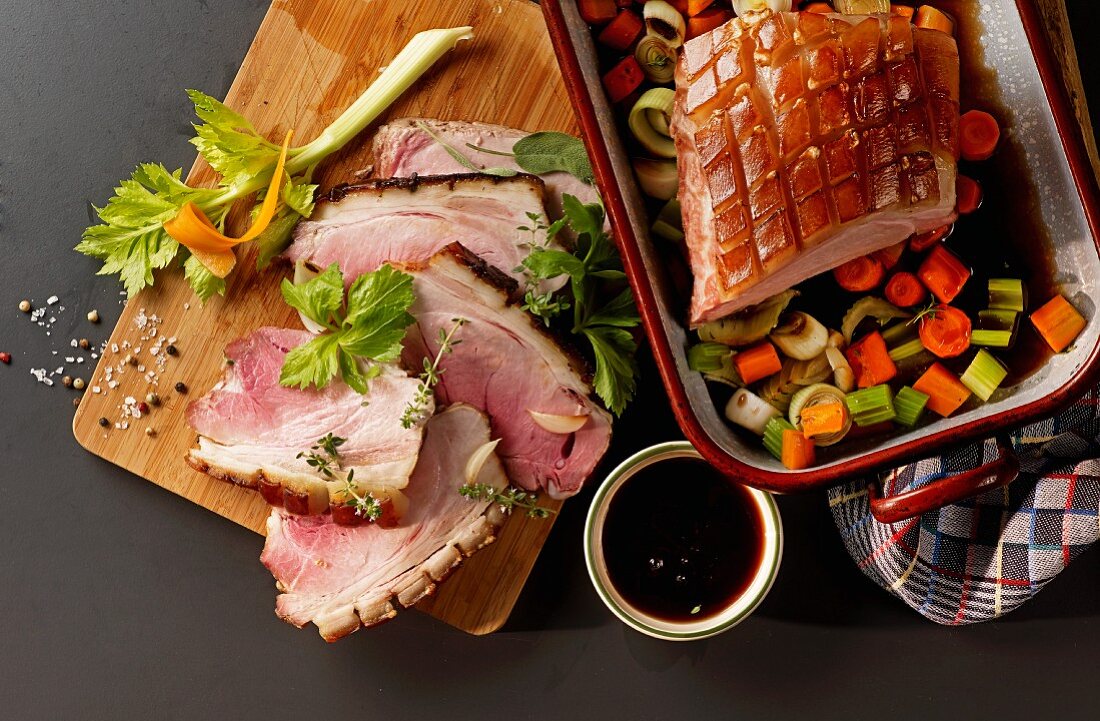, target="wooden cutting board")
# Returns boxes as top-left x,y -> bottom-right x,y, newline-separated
72,0 -> 576,636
